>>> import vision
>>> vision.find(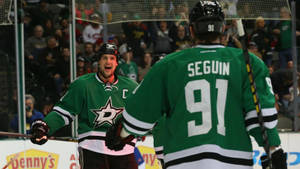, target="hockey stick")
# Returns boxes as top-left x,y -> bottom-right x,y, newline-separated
0,131 -> 78,142
236,19 -> 272,169
2,152 -> 20,169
